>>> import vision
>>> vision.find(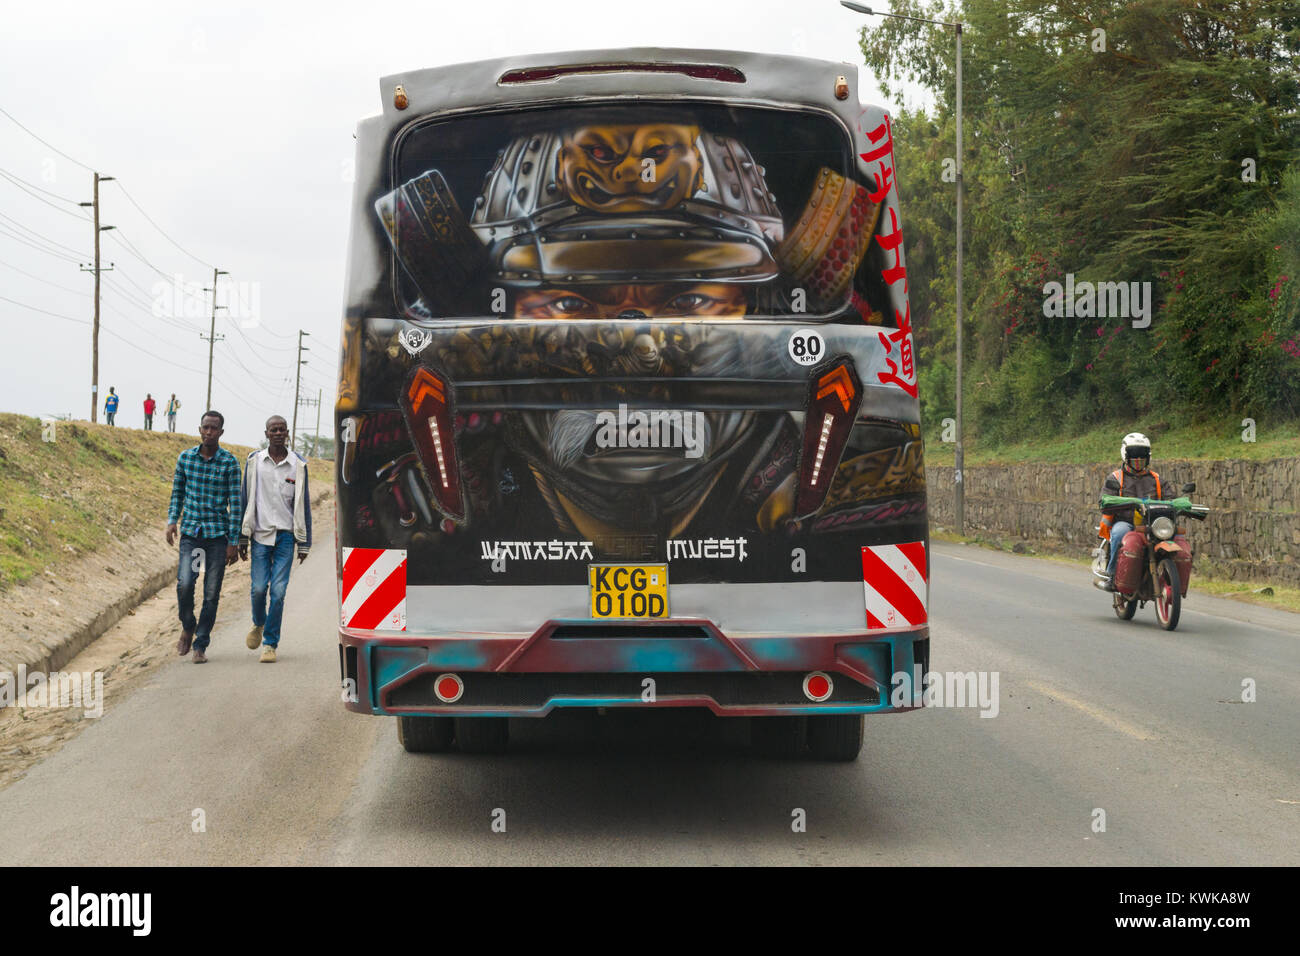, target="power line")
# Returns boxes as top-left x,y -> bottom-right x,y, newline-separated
0,293 -> 90,324
0,169 -> 90,217
109,180 -> 213,270
102,325 -> 205,374
0,225 -> 83,263
0,211 -> 90,258
0,106 -> 94,172
0,257 -> 90,296
0,165 -> 83,205
223,280 -> 296,340
104,227 -> 171,281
